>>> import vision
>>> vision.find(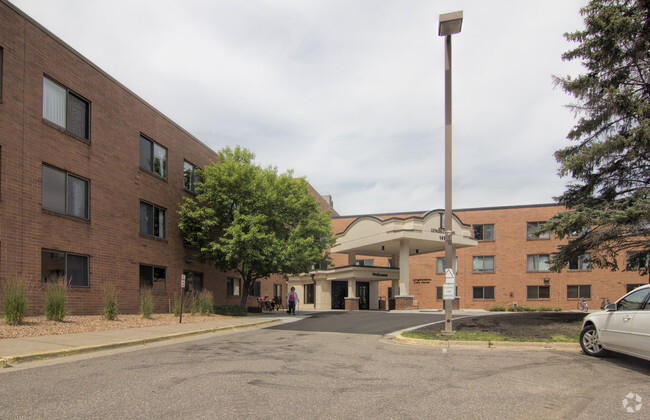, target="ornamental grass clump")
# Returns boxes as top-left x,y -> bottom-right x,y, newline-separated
173,293 -> 196,316
197,290 -> 214,315
45,277 -> 68,321
102,286 -> 119,320
140,287 -> 154,318
3,276 -> 29,325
